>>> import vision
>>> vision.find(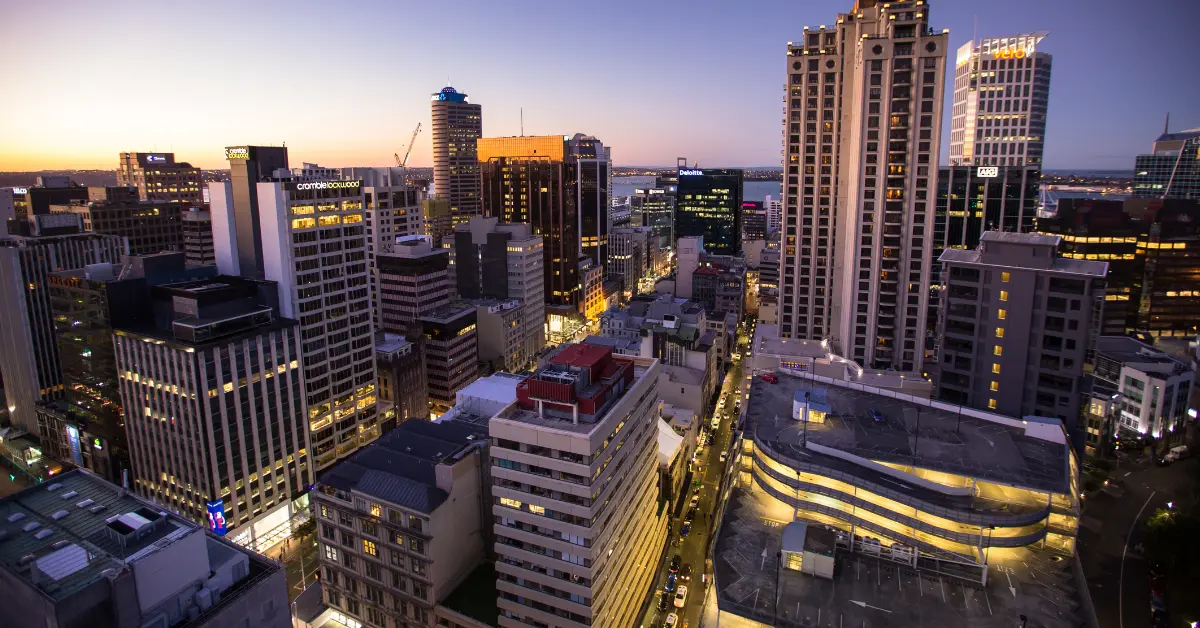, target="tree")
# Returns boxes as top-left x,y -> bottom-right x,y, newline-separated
1142,508 -> 1200,576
